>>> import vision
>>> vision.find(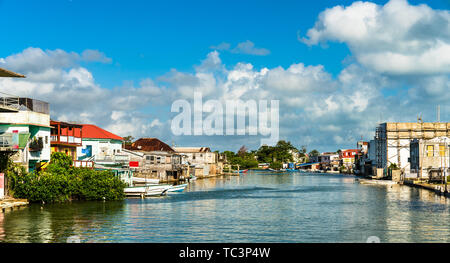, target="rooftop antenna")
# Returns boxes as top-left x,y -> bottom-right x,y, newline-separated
437,105 -> 440,123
